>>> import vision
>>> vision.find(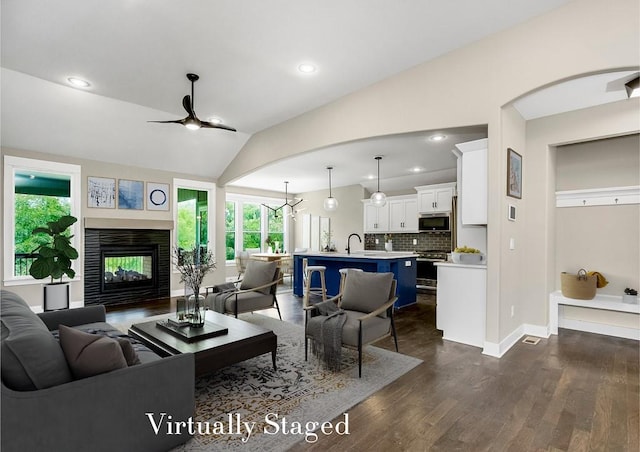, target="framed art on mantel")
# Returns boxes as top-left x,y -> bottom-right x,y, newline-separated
507,148 -> 522,199
118,179 -> 144,210
147,182 -> 170,211
87,176 -> 116,208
